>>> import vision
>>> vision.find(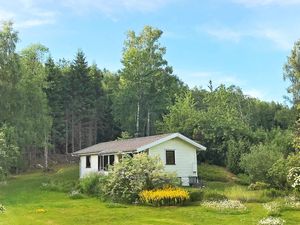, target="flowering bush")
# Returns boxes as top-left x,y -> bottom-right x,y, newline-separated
284,196 -> 300,209
104,153 -> 179,203
258,217 -> 285,225
287,167 -> 300,190
139,187 -> 189,206
0,204 -> 6,213
263,202 -> 282,216
201,200 -> 247,211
